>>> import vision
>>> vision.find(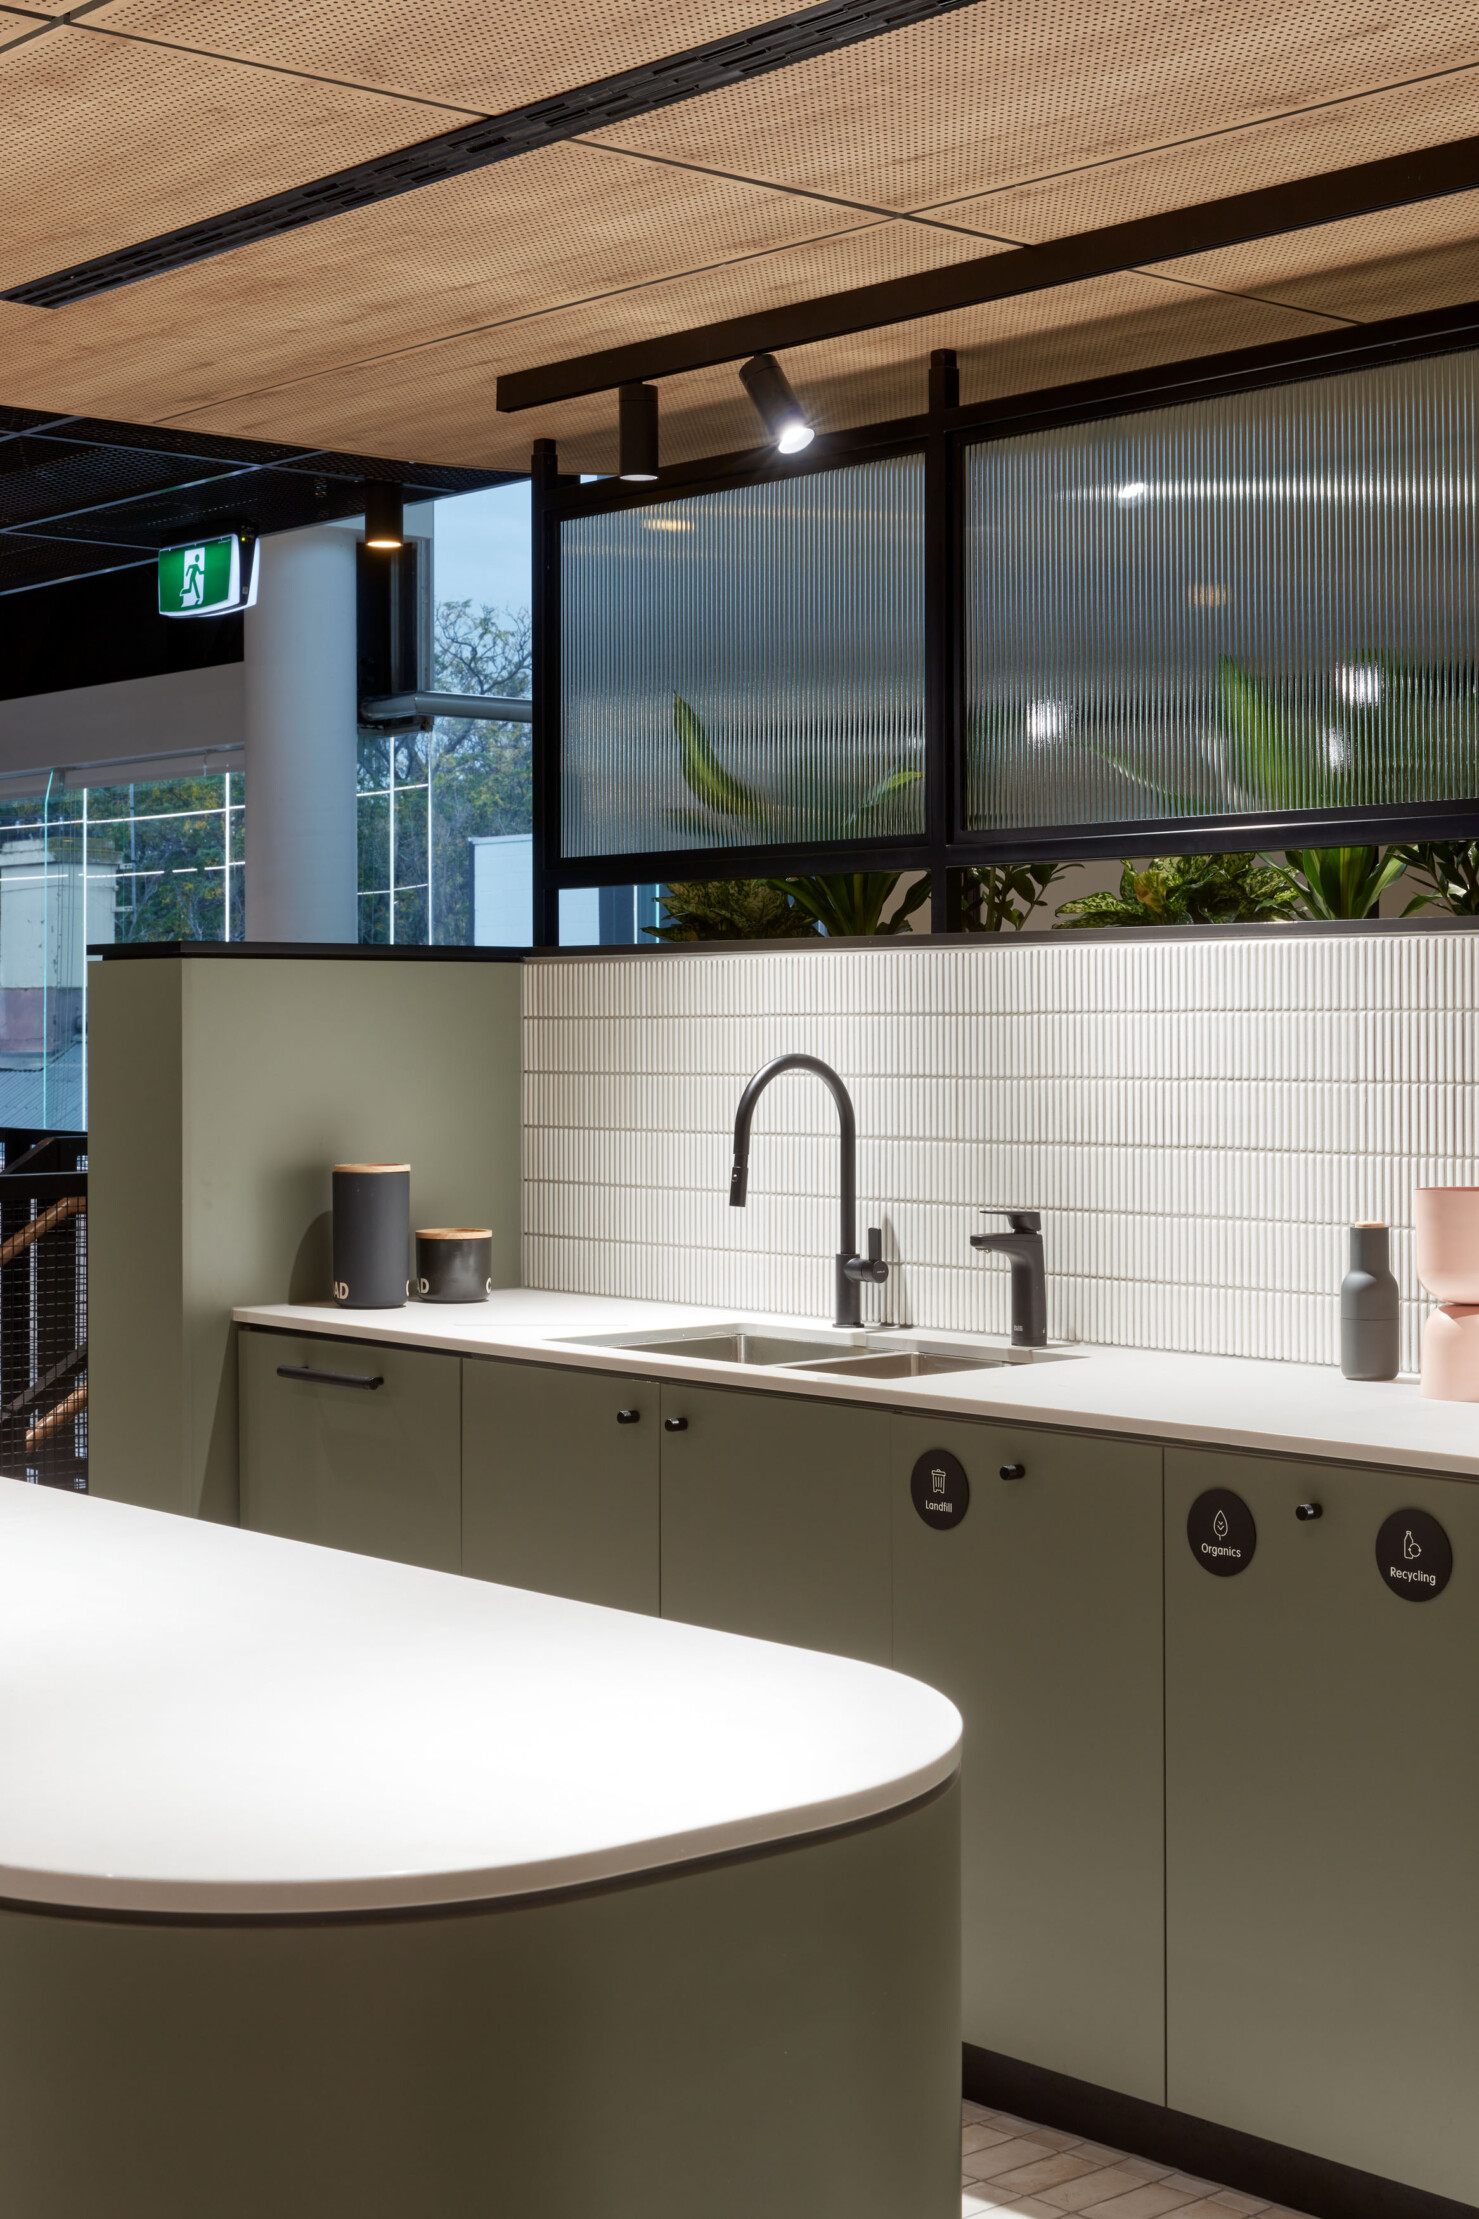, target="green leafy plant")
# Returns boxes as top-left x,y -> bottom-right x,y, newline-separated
768,871 -> 931,937
1272,845 -> 1407,919
645,879 -> 820,941
671,696 -> 921,841
1055,852 -> 1301,928
959,861 -> 1079,931
1391,841 -> 1479,916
